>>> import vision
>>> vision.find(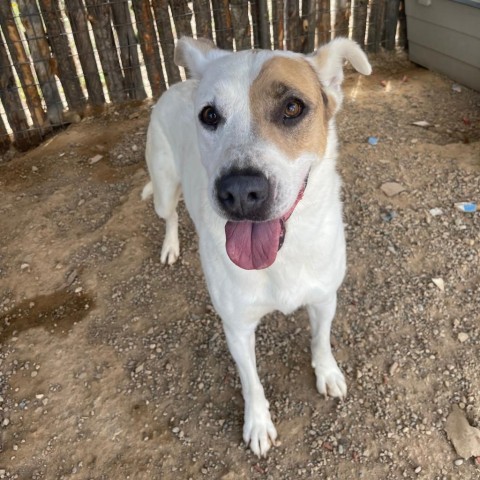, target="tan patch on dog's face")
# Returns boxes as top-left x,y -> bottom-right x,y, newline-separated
250,56 -> 333,160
